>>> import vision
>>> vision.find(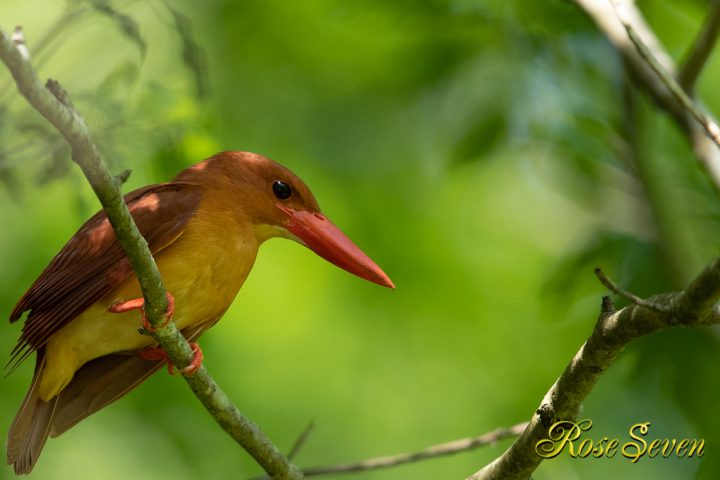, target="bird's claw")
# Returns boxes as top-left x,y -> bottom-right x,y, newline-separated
137,342 -> 203,376
137,346 -> 168,361
173,342 -> 203,376
108,292 -> 175,333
